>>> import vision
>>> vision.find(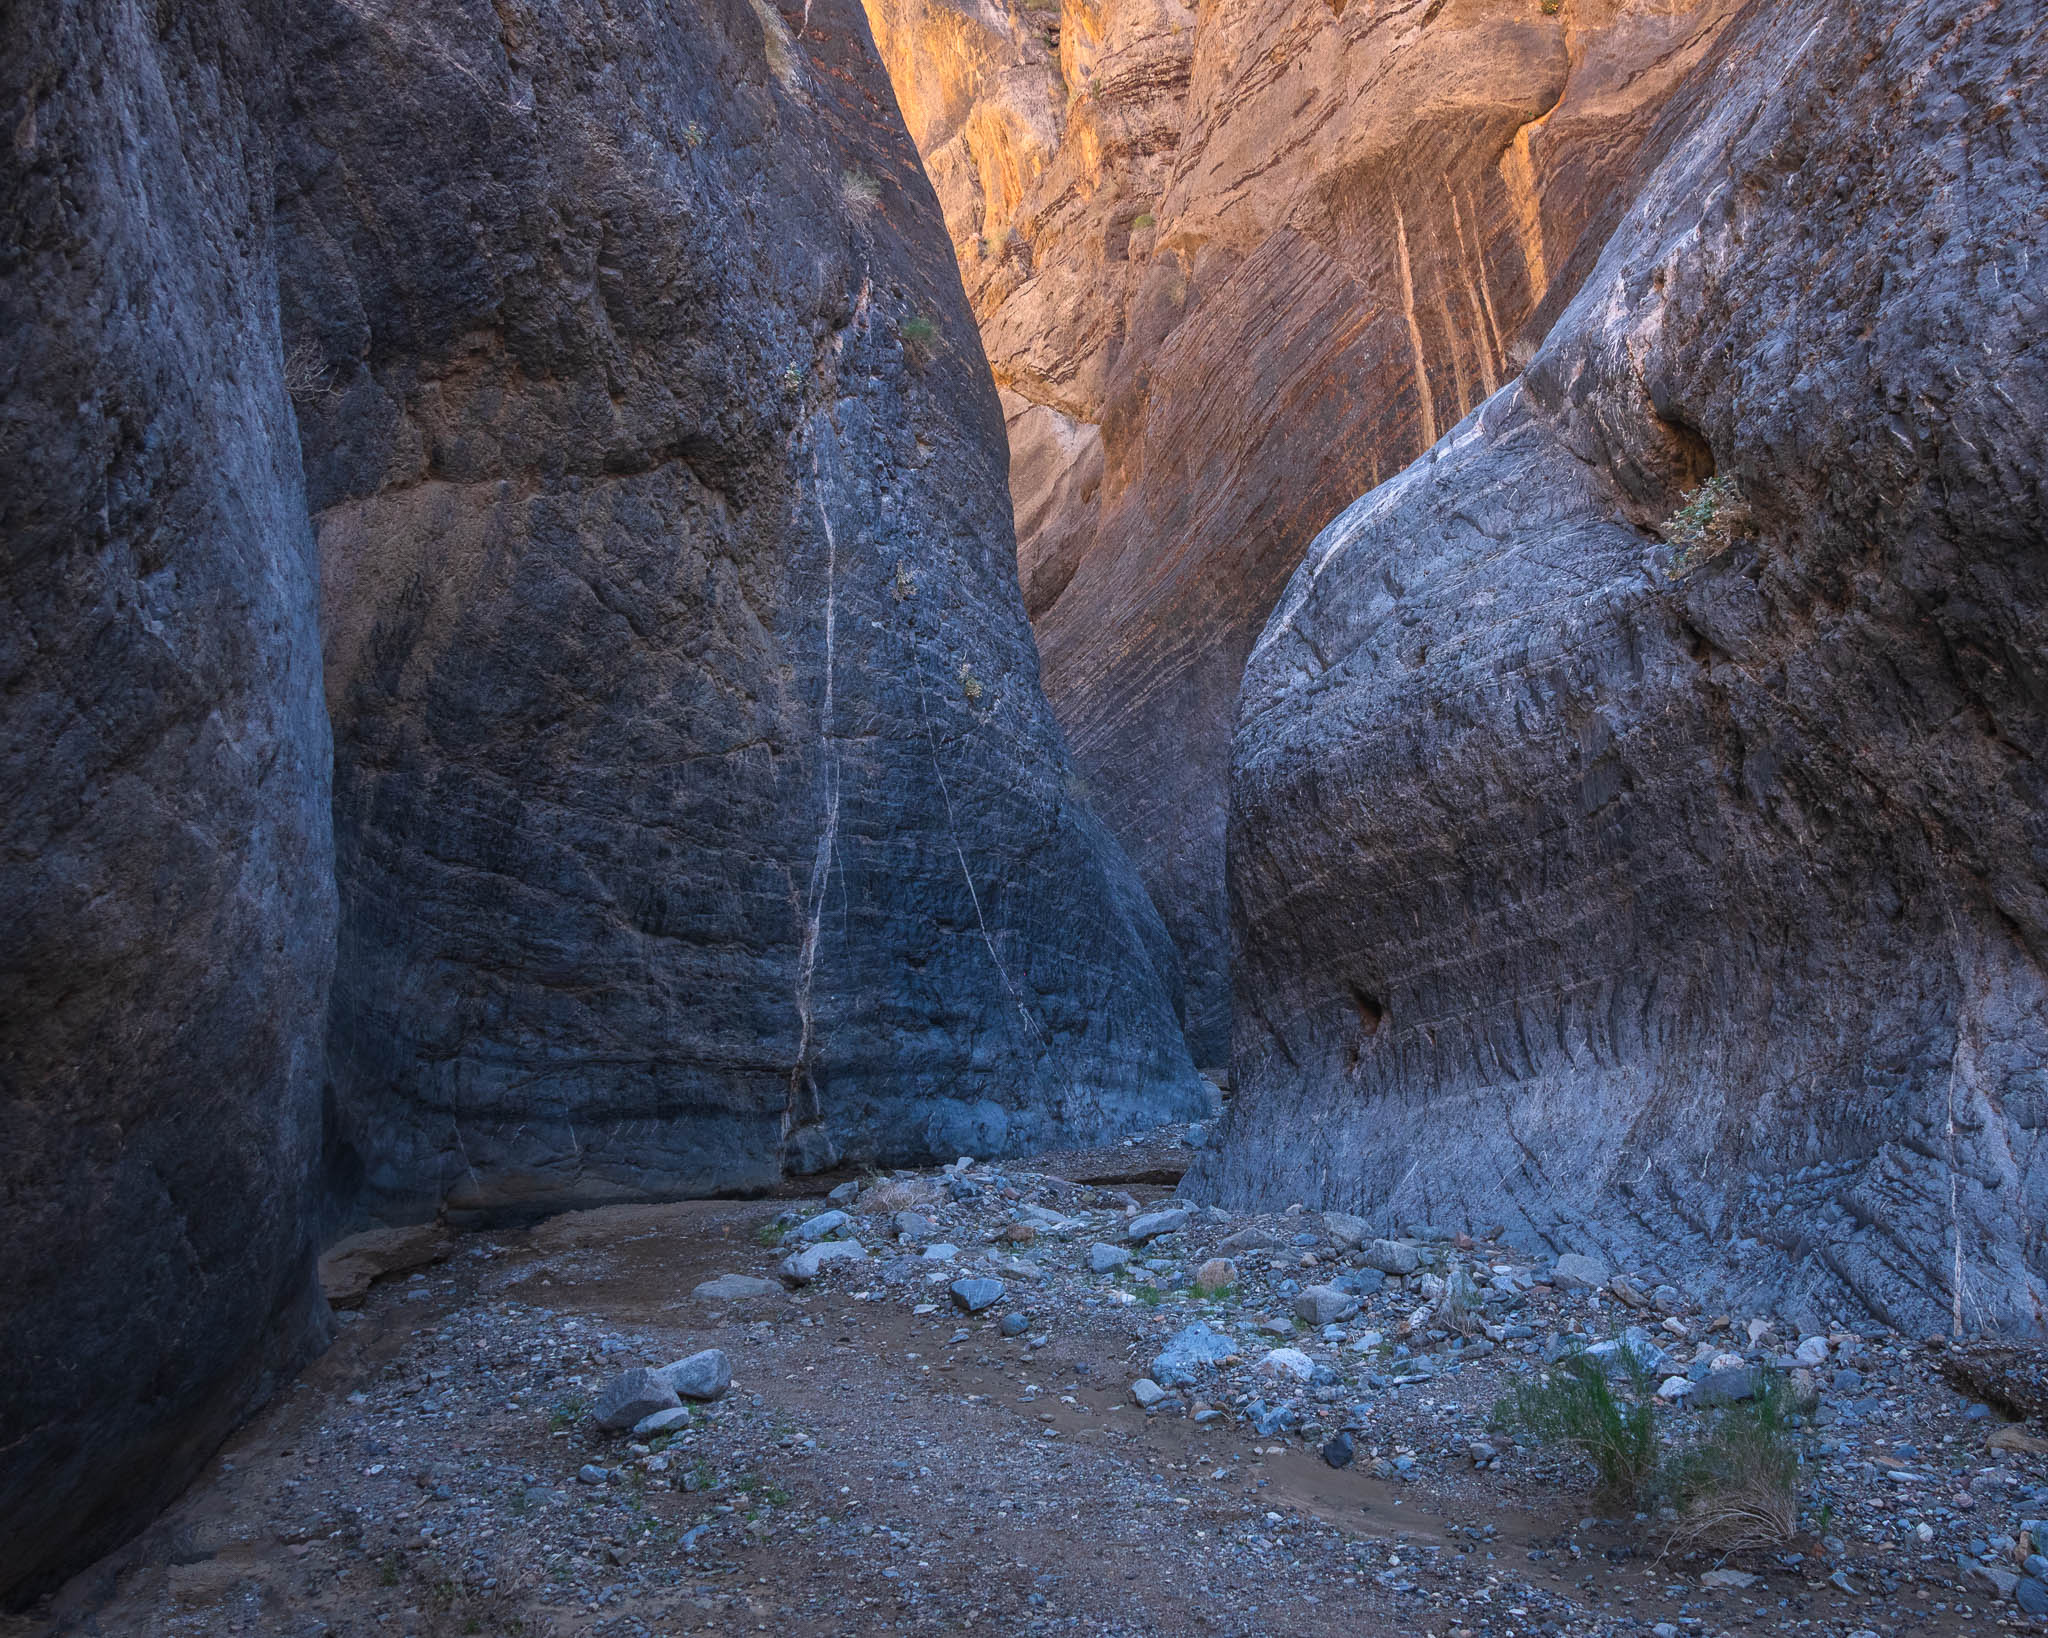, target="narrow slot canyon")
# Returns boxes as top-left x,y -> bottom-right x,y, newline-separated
4,0 -> 2047,1632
